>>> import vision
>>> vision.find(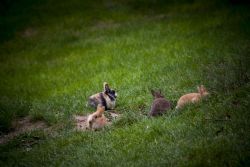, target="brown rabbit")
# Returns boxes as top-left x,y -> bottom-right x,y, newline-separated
90,115 -> 108,130
176,85 -> 209,109
87,105 -> 107,130
149,90 -> 172,117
